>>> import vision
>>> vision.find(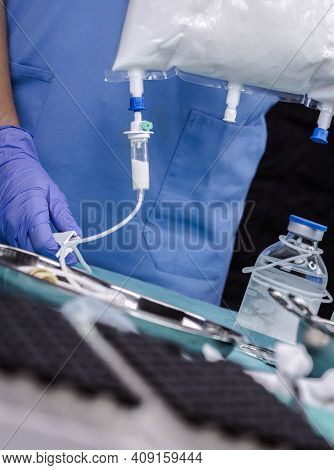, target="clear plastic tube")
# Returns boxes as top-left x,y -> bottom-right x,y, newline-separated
131,139 -> 148,163
131,140 -> 150,190
58,190 -> 144,291
79,189 -> 144,245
